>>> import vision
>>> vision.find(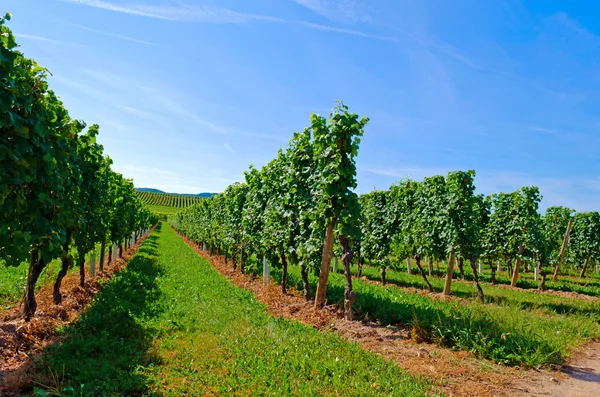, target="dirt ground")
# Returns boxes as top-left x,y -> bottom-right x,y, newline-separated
0,229 -> 154,396
179,233 -> 600,397
513,344 -> 600,397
